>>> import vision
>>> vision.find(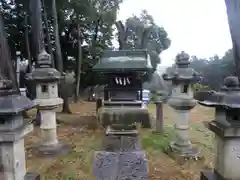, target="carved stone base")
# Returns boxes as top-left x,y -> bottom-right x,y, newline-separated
37,141 -> 70,157
25,173 -> 40,180
167,141 -> 200,164
93,151 -> 148,180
